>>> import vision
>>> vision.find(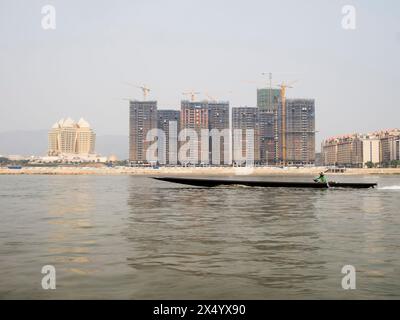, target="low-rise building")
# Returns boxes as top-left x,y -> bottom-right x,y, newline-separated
321,138 -> 338,166
322,129 -> 400,167
379,130 -> 400,164
336,135 -> 363,167
322,135 -> 363,167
